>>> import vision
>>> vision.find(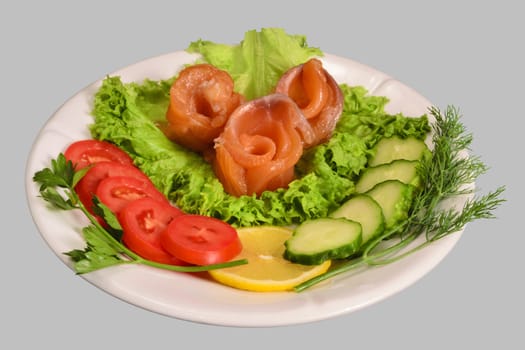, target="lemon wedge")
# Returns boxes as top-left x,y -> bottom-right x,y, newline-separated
208,226 -> 331,292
